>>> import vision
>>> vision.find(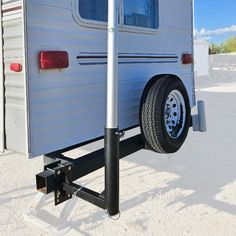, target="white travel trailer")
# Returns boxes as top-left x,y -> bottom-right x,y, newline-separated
1,0 -> 207,218
0,0 -> 205,159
